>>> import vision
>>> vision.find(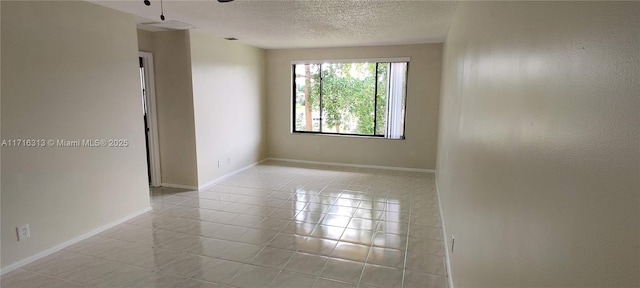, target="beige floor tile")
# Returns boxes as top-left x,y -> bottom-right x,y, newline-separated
331,242 -> 370,262
1,269 -> 86,288
237,228 -> 278,245
187,238 -> 231,258
405,252 -> 446,275
346,218 -> 378,231
227,264 -> 280,288
269,271 -> 317,287
157,205 -> 195,217
158,253 -> 212,277
320,258 -> 364,284
217,242 -> 263,262
233,214 -> 265,227
249,247 -> 294,268
100,242 -> 154,264
313,278 -> 358,288
179,209 -> 218,221
129,227 -> 181,246
22,251 -> 92,276
204,210 -> 241,224
191,258 -> 245,285
59,259 -> 122,285
266,233 -> 306,251
280,221 -> 317,235
158,233 -> 204,251
129,248 -> 187,270
295,211 -> 324,223
325,207 -> 355,218
310,224 -> 346,240
178,279 -> 225,288
297,237 -> 337,256
372,232 -> 407,250
403,270 -> 448,288
195,199 -> 232,211
407,237 -> 446,256
359,264 -> 403,288
376,221 -> 409,236
284,252 -> 329,276
210,225 -> 250,241
63,237 -> 123,257
131,272 -> 186,288
89,265 -> 155,287
255,217 -> 290,231
181,221 -> 225,237
340,228 -> 374,245
367,247 -> 405,269
268,208 -> 299,220
410,224 -> 444,240
7,162 -> 449,288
